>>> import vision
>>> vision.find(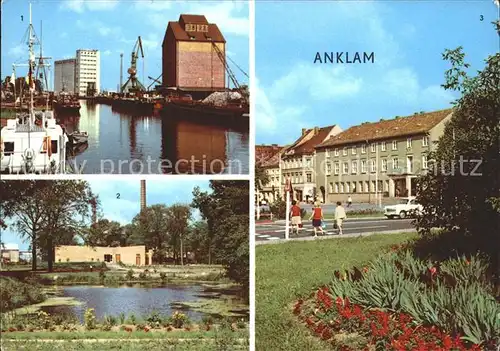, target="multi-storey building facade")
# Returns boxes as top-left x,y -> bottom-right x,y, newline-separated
256,144 -> 285,204
315,109 -> 452,203
75,49 -> 100,96
54,59 -> 76,94
282,125 -> 342,203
